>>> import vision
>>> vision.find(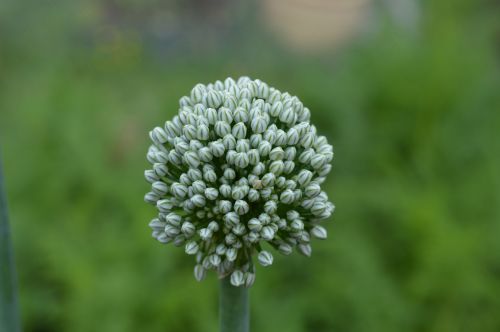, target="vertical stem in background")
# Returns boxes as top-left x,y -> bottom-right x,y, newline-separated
0,153 -> 21,332
220,276 -> 249,332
